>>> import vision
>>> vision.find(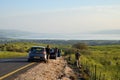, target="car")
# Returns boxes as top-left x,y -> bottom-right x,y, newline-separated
28,46 -> 47,62
49,48 -> 57,59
